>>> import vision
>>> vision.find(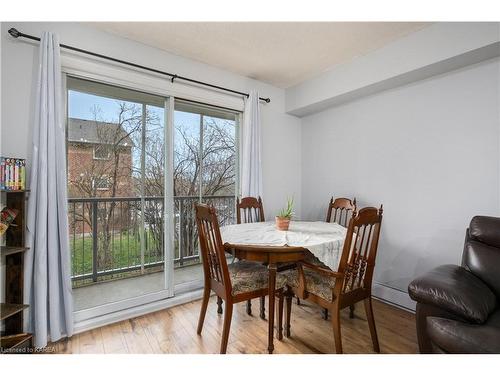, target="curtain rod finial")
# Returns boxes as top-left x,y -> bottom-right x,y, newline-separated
8,28 -> 20,38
